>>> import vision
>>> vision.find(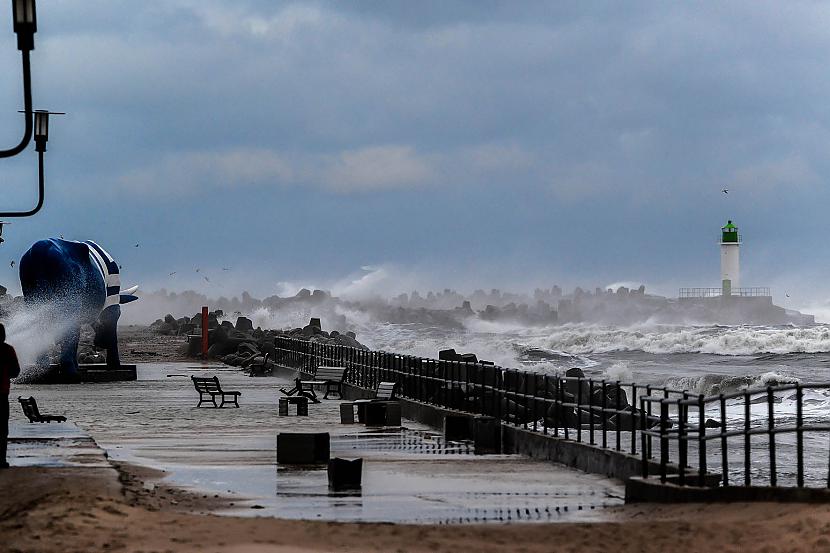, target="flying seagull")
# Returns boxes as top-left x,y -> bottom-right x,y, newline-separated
203,276 -> 210,283
134,243 -> 140,248
222,267 -> 231,271
195,268 -> 200,273
786,293 -> 790,298
9,261 -> 14,268
169,271 -> 176,276
722,189 -> 729,194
